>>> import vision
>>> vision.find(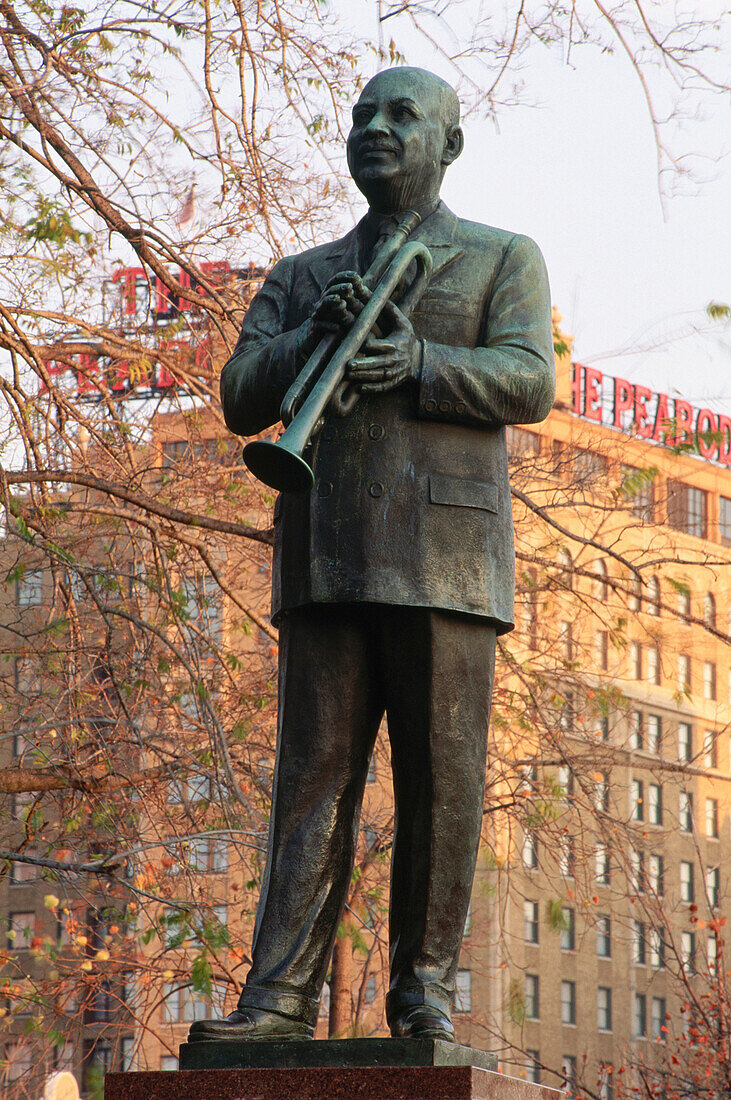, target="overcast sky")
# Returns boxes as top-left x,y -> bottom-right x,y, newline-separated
340,2 -> 731,410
